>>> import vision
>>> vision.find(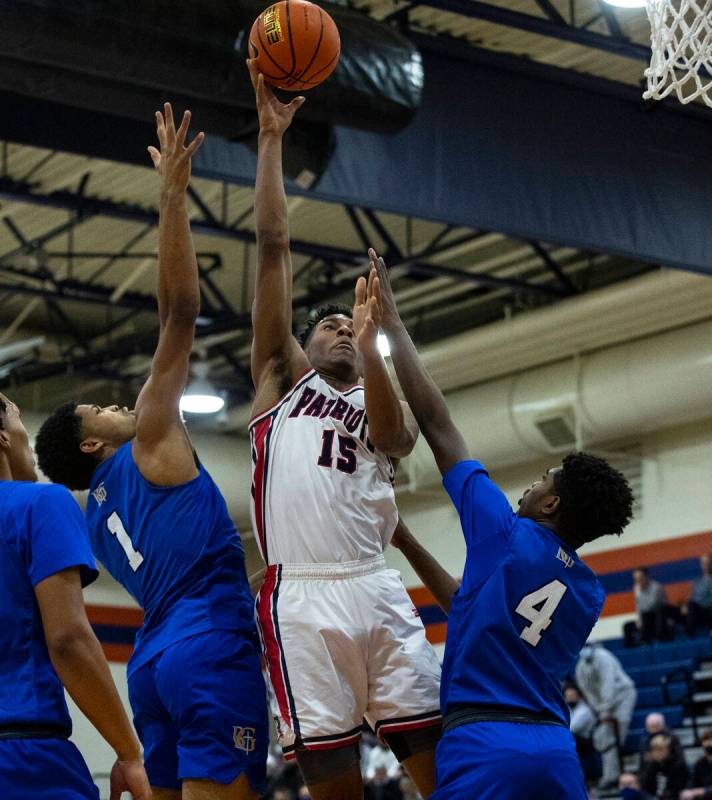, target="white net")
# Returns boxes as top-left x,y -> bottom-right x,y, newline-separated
644,0 -> 712,107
